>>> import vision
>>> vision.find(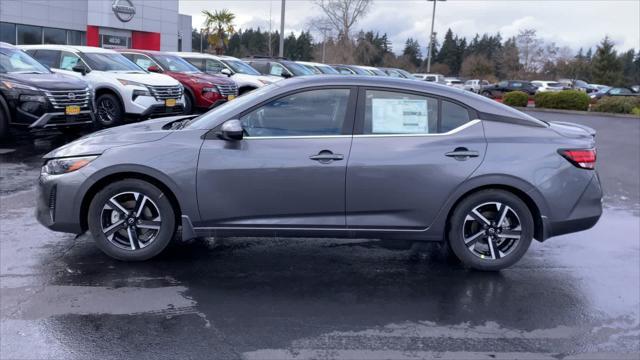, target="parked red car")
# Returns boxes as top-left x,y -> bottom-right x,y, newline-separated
118,50 -> 238,114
